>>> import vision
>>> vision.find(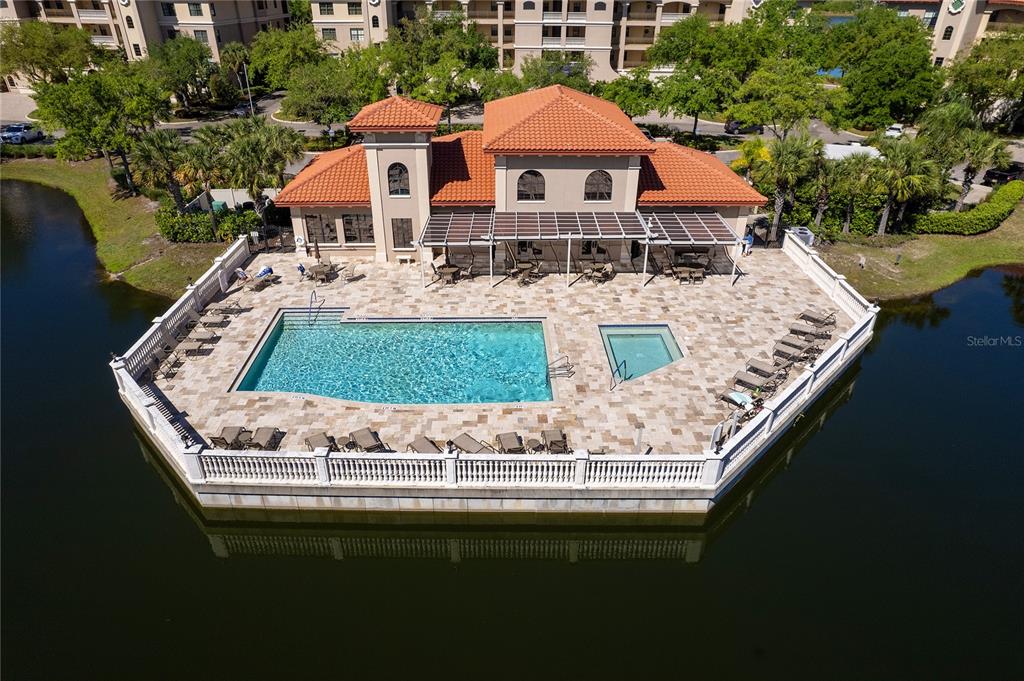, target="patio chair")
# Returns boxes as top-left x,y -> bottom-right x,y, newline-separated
212,426 -> 252,450
245,427 -> 283,451
146,356 -> 177,381
407,435 -> 442,454
304,431 -> 340,452
790,321 -> 833,339
177,328 -> 220,344
799,308 -> 837,327
690,267 -> 706,285
719,390 -> 763,414
542,428 -> 570,454
210,300 -> 243,315
746,357 -> 789,380
177,339 -> 208,356
591,263 -> 614,283
773,343 -> 811,363
778,334 -> 826,354
449,433 -> 496,454
496,432 -> 526,454
733,370 -> 778,393
348,427 -> 388,453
